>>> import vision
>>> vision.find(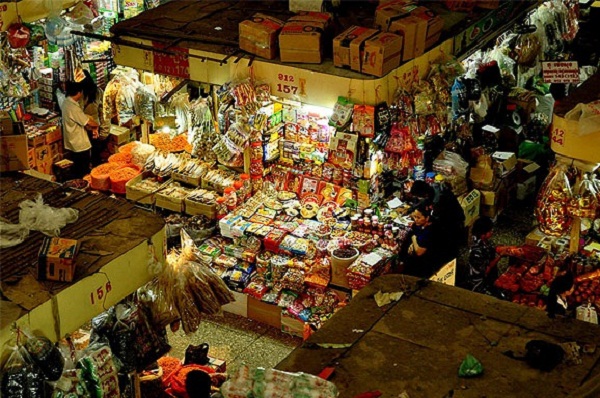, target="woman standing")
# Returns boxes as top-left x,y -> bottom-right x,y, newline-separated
80,70 -> 109,166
